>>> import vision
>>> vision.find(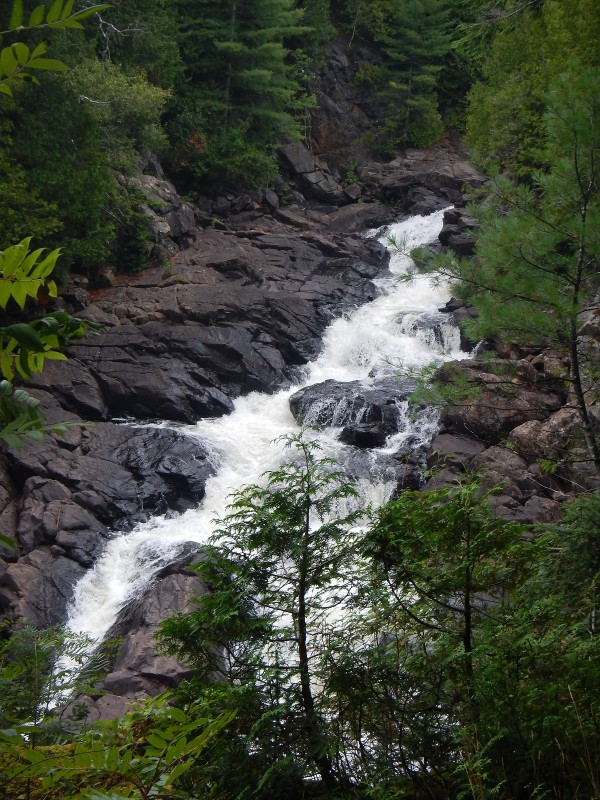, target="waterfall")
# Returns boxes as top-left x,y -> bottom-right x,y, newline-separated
63,208 -> 464,649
